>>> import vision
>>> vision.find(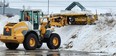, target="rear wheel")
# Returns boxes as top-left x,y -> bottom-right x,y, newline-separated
23,33 -> 37,50
47,33 -> 61,49
5,43 -> 19,50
